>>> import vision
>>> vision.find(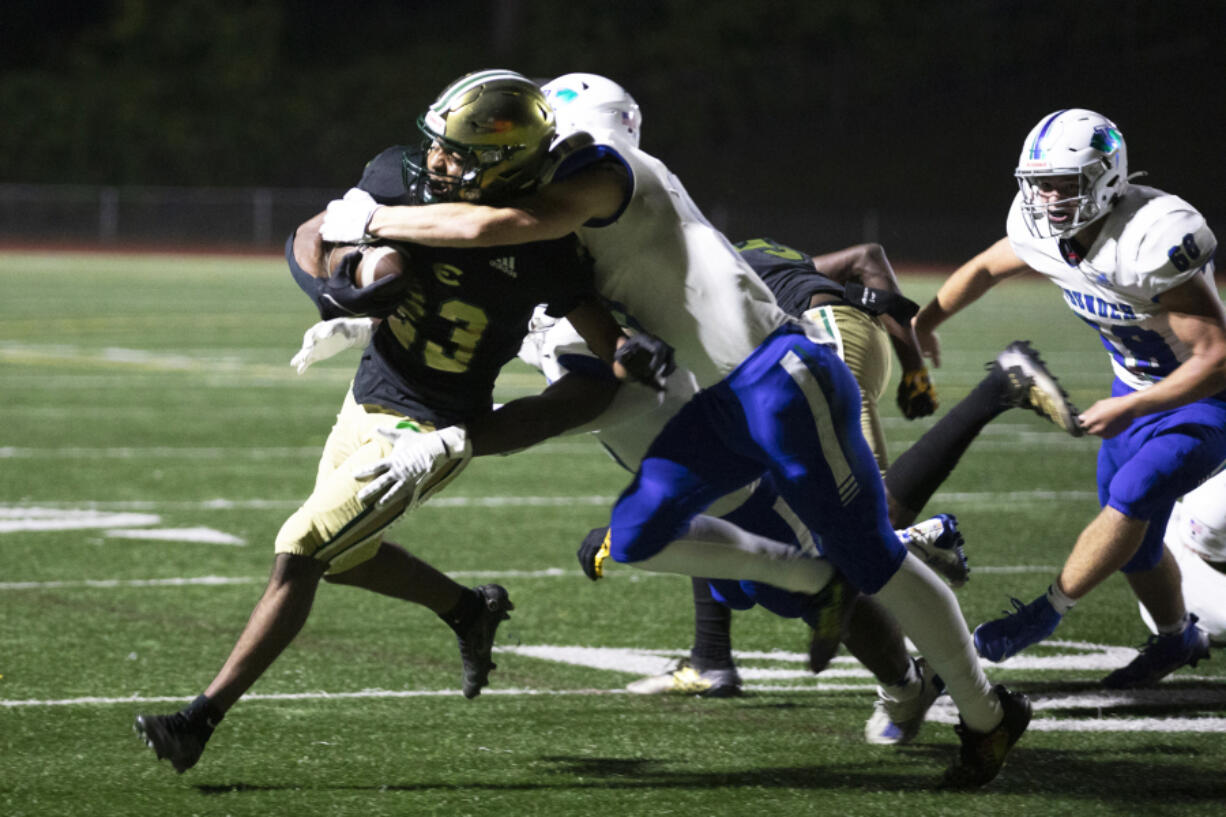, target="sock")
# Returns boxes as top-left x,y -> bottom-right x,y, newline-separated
1046,580 -> 1078,616
879,656 -> 921,702
1157,612 -> 1190,636
183,694 -> 224,730
872,553 -> 1002,733
690,578 -> 735,670
884,367 -> 1011,514
439,588 -> 482,635
631,515 -> 834,595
